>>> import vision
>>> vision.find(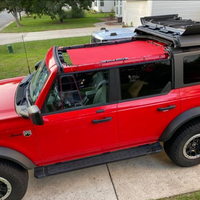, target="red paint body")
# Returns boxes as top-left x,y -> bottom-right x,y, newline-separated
0,42 -> 197,167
